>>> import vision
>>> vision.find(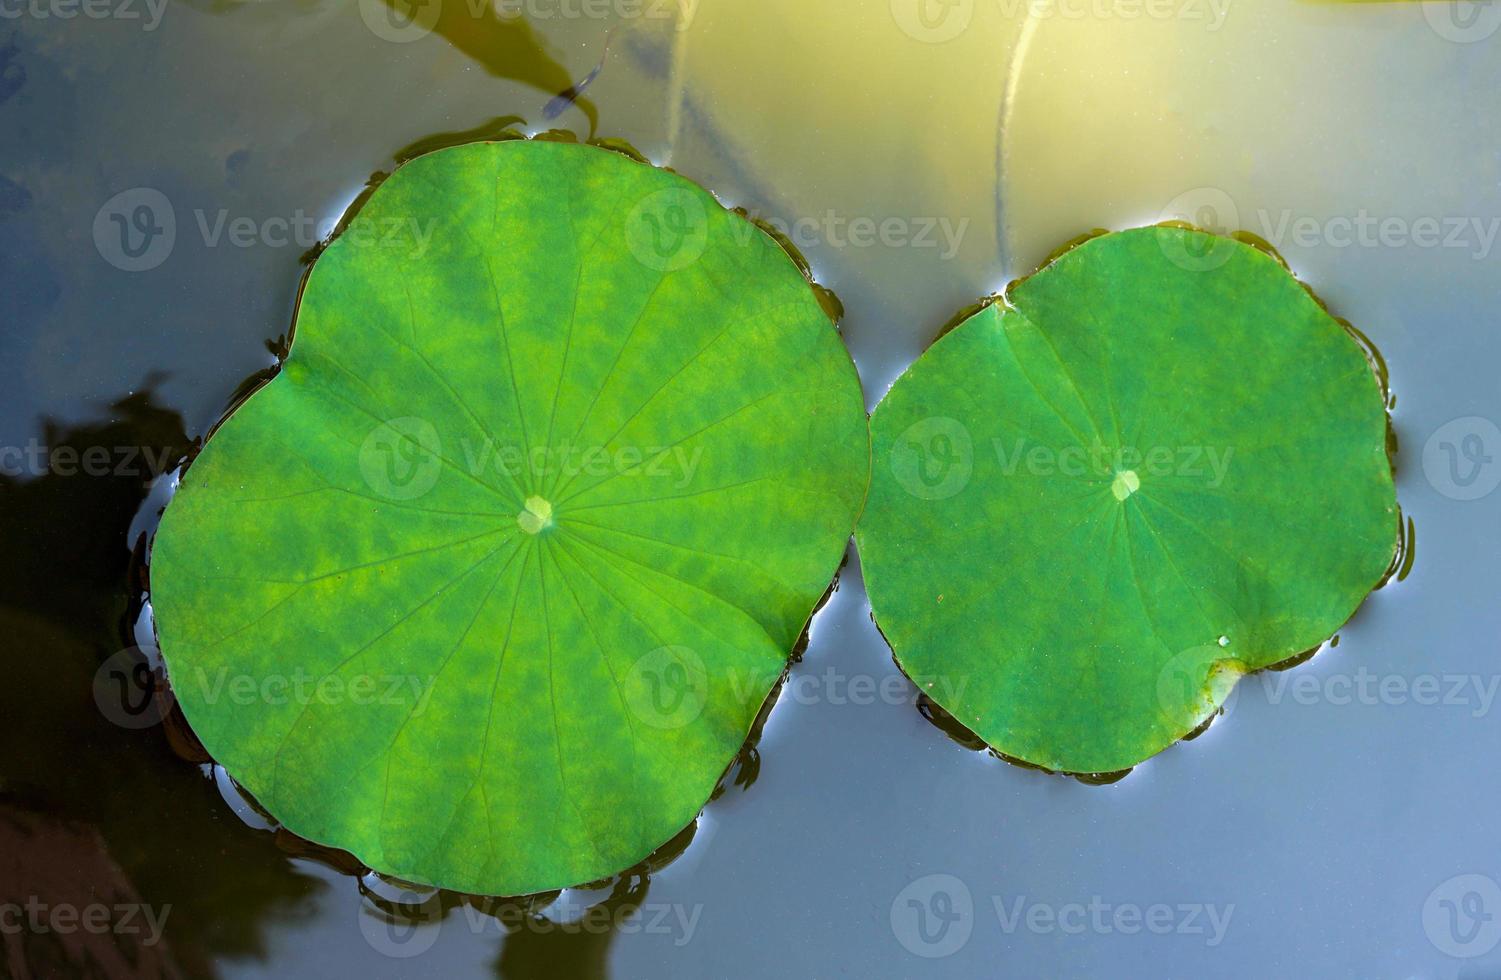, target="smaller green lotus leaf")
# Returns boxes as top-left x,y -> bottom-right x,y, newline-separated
857,227 -> 1398,775
150,139 -> 869,896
